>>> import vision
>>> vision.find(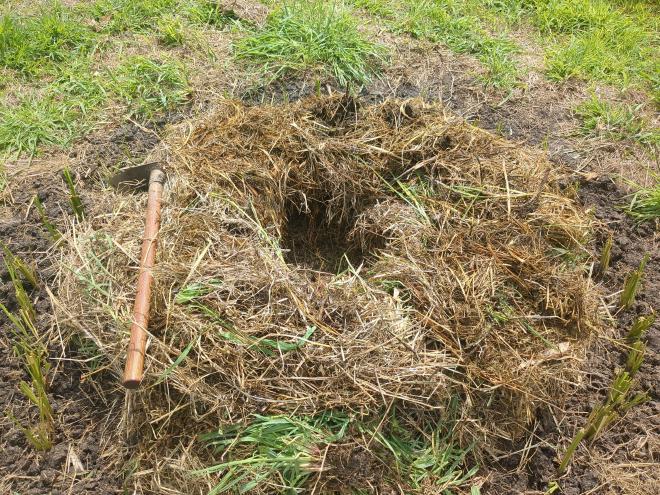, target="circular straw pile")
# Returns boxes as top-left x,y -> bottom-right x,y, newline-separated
57,95 -> 599,493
